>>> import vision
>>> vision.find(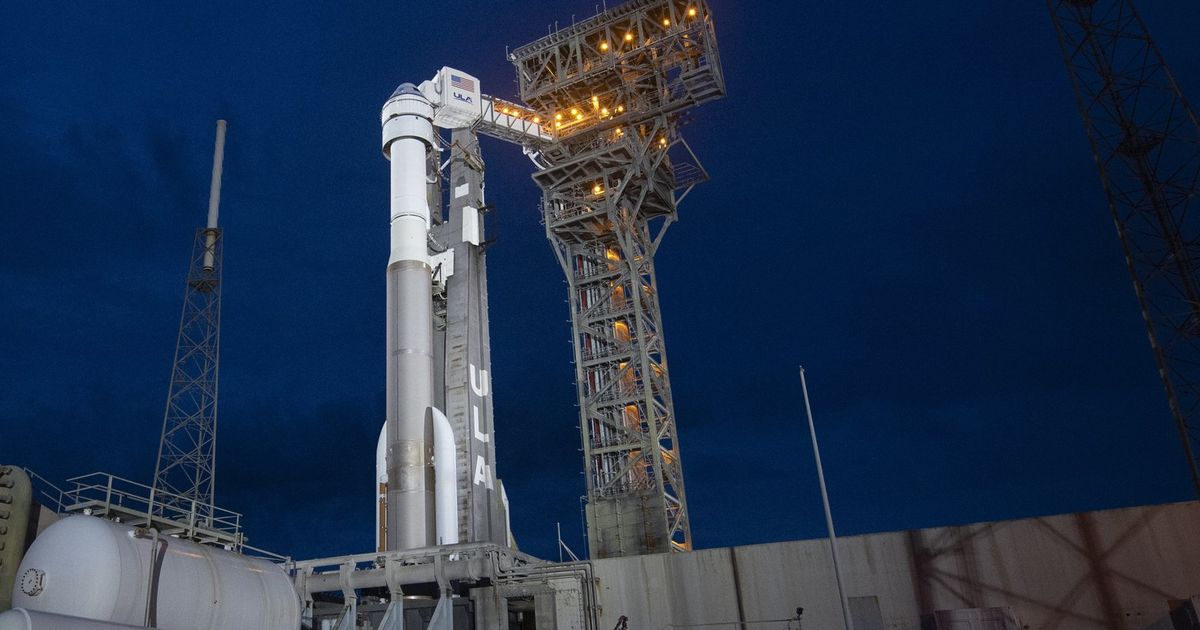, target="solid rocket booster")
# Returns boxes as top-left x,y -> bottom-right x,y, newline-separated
381,84 -> 437,550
